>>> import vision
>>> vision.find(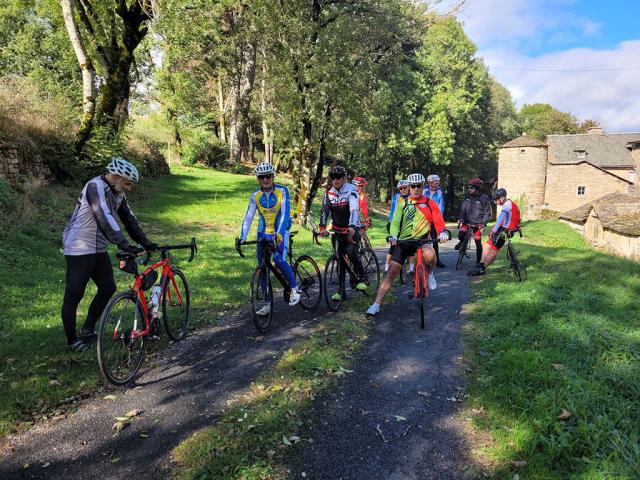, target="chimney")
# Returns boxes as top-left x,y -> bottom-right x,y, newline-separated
587,126 -> 603,135
626,141 -> 640,186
